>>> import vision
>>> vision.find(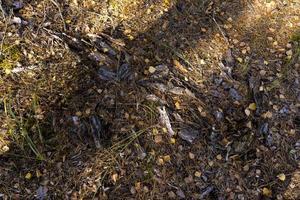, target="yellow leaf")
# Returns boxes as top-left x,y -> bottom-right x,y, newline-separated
175,101 -> 181,109
36,170 -> 42,178
262,187 -> 272,197
277,173 -> 286,181
170,138 -> 176,144
216,154 -> 222,160
248,103 -> 257,111
237,57 -> 243,63
173,60 -> 188,74
163,155 -> 171,162
25,172 -> 32,179
194,171 -> 202,177
157,158 -> 164,165
148,66 -> 156,73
